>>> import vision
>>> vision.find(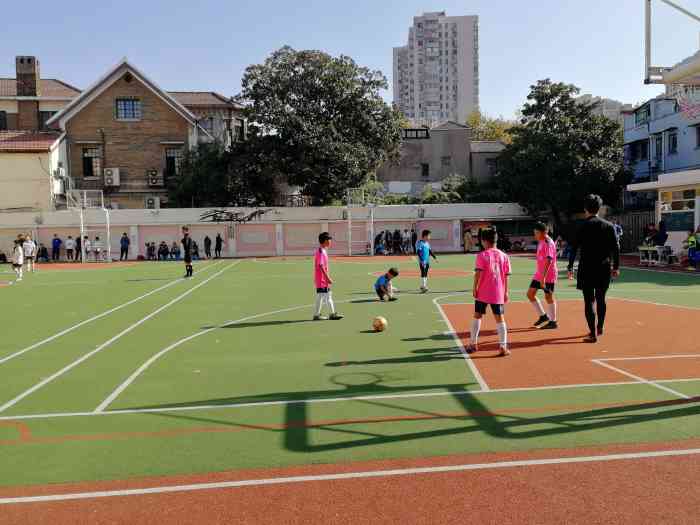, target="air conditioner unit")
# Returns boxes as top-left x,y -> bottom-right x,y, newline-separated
145,196 -> 160,209
103,168 -> 120,187
147,169 -> 163,187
